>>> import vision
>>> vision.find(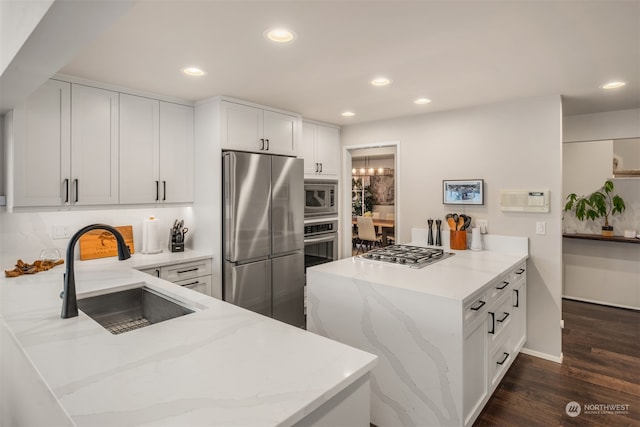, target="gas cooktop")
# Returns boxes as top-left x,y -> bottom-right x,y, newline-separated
359,245 -> 454,269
